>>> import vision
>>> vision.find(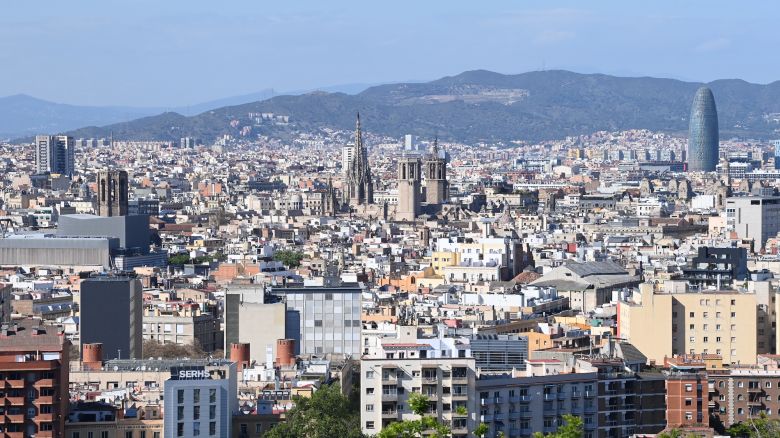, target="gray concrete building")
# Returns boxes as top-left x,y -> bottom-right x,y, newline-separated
163,363 -> 237,438
80,276 -> 143,360
0,234 -> 115,270
272,278 -> 362,356
725,196 -> 780,250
